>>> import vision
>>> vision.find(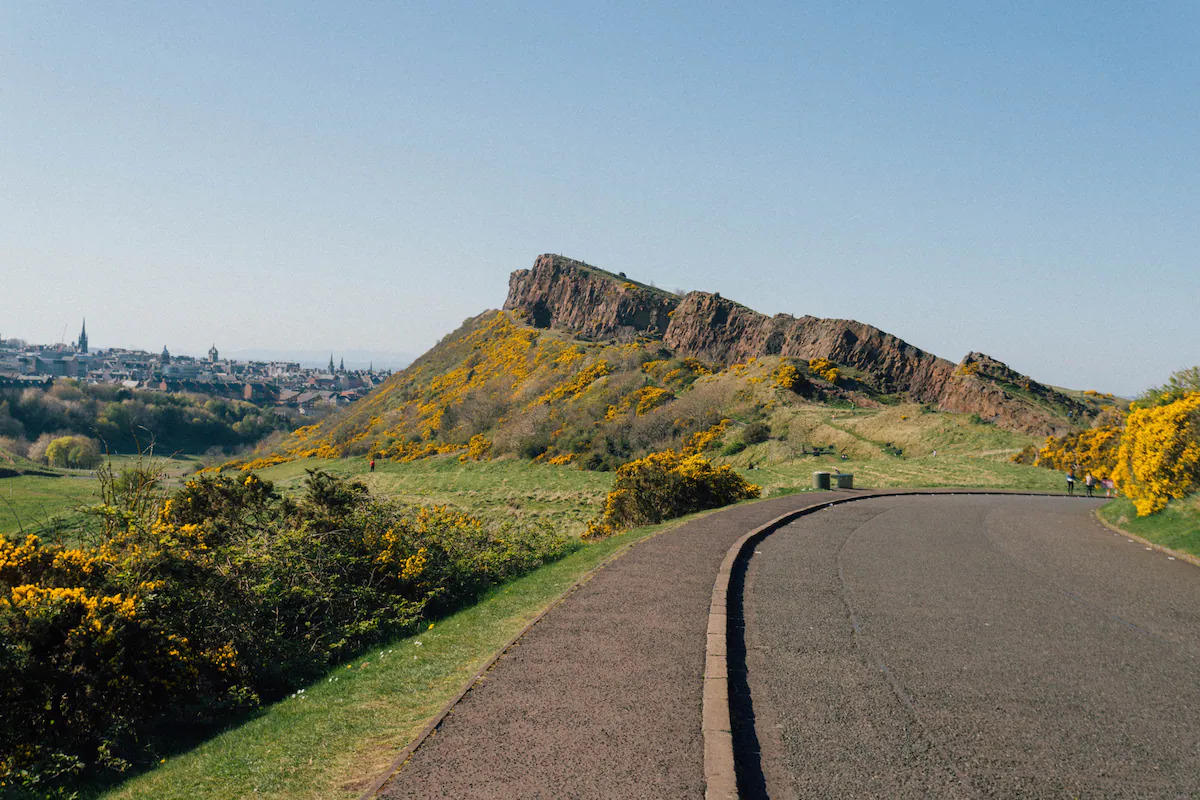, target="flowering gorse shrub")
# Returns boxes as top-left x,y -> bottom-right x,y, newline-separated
682,419 -> 731,455
583,449 -> 760,539
1031,425 -> 1122,478
771,362 -> 808,392
807,358 -> 840,384
1112,392 -> 1200,515
0,464 -> 574,792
